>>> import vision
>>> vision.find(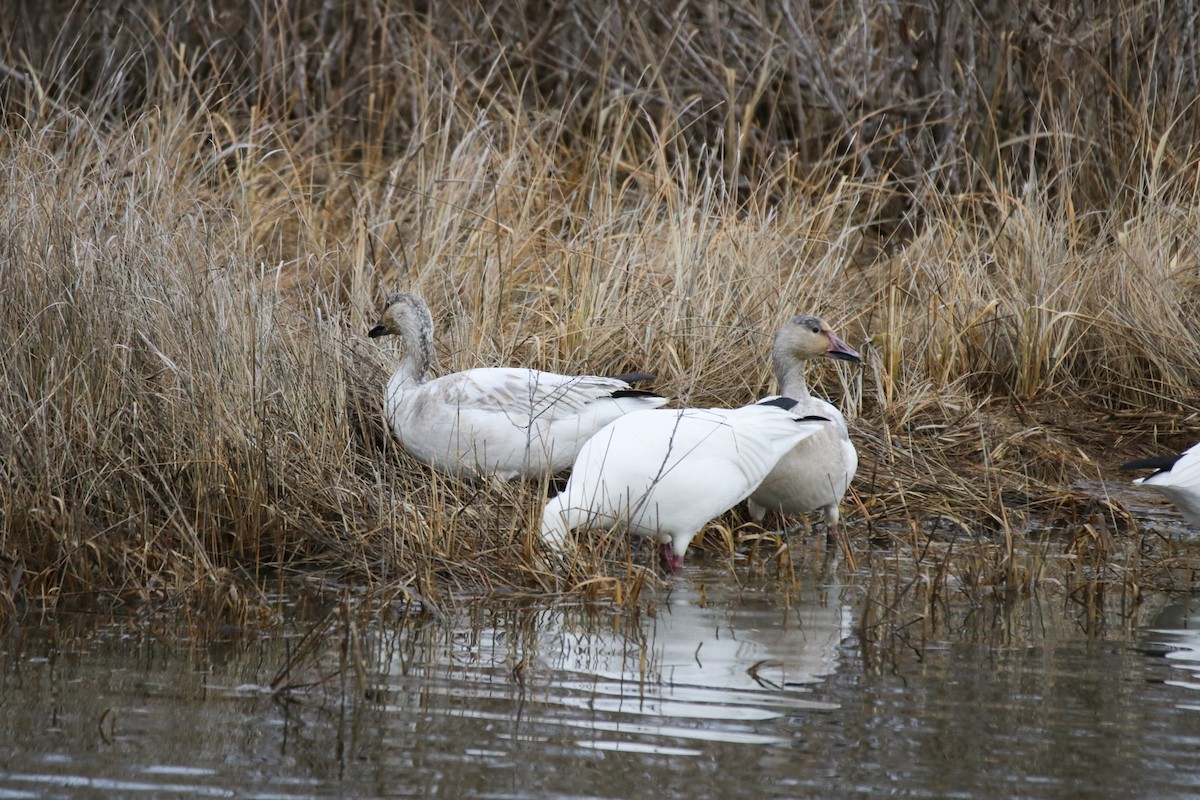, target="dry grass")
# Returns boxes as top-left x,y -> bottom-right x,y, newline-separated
2,0 -> 1200,625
